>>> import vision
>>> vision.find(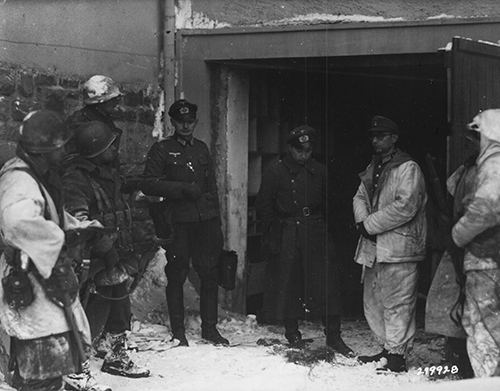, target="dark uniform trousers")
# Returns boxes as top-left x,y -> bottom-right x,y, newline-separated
165,218 -> 222,336
85,282 -> 131,340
